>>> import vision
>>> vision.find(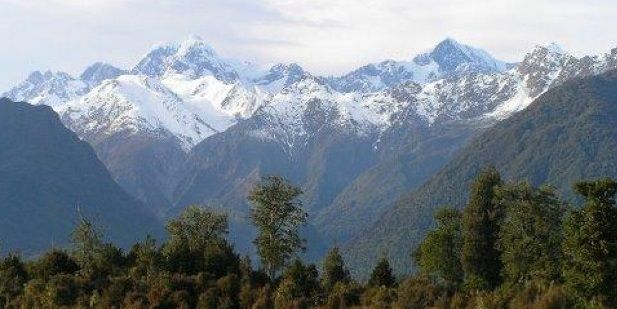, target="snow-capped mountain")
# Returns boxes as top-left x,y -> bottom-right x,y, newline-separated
328,38 -> 509,93
133,35 -> 240,83
59,75 -> 221,148
5,37 -> 615,153
4,70 -> 88,107
421,38 -> 508,74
